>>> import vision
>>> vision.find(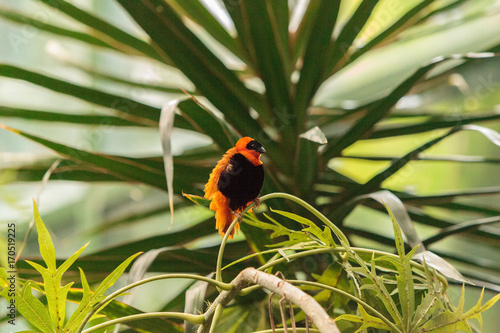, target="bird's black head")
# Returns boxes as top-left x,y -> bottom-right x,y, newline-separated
246,140 -> 266,154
